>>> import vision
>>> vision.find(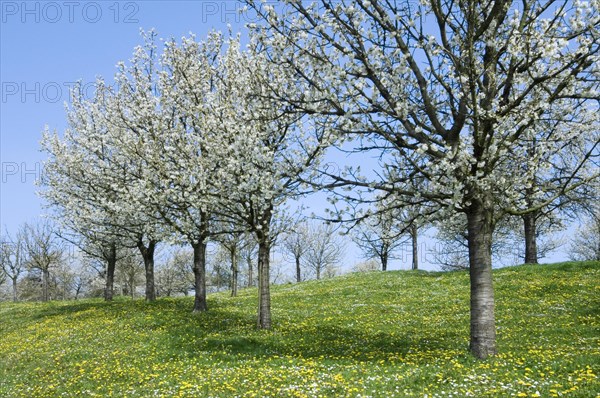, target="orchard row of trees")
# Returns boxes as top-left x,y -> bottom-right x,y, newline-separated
0,221 -> 162,302
3,209 -> 598,302
37,0 -> 599,359
0,218 -> 379,301
41,32 -> 317,332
